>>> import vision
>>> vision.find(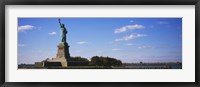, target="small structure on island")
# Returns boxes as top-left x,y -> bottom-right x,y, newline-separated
35,19 -> 70,68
